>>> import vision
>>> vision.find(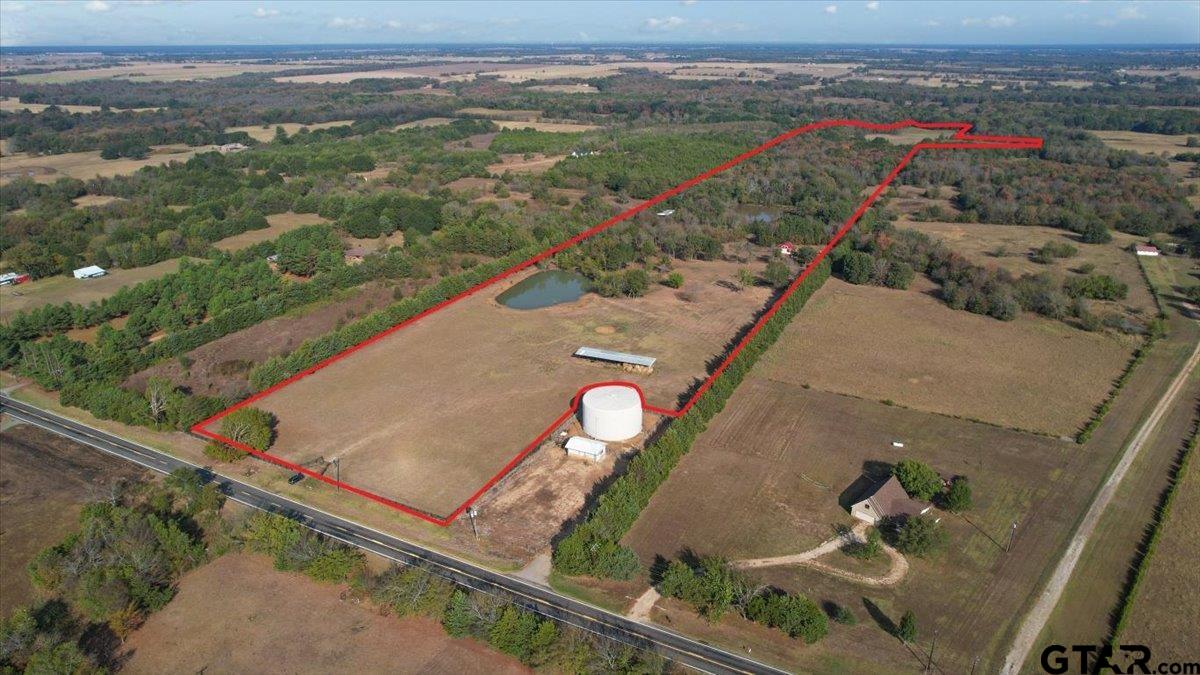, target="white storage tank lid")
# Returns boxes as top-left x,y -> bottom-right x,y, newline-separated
581,385 -> 643,442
